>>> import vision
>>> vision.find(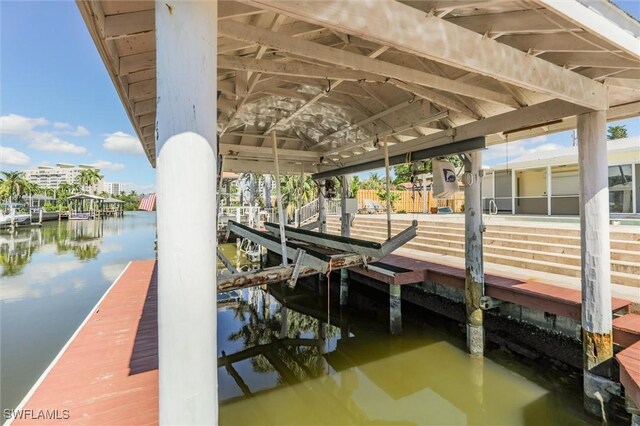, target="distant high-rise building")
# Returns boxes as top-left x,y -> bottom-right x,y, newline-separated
23,164 -> 104,193
104,182 -> 121,196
